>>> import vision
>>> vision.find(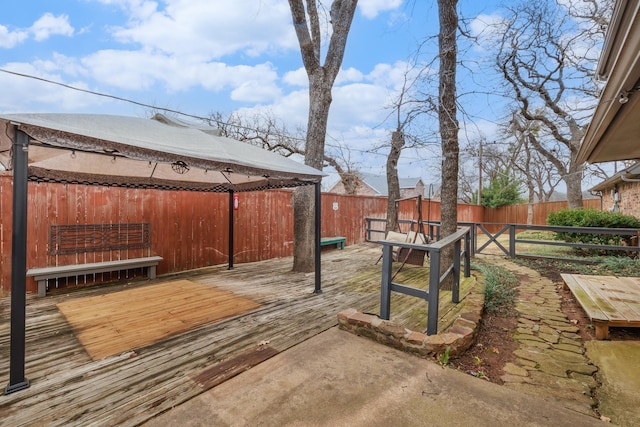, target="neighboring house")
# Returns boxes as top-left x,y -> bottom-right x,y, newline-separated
590,162 -> 640,217
329,173 -> 437,199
